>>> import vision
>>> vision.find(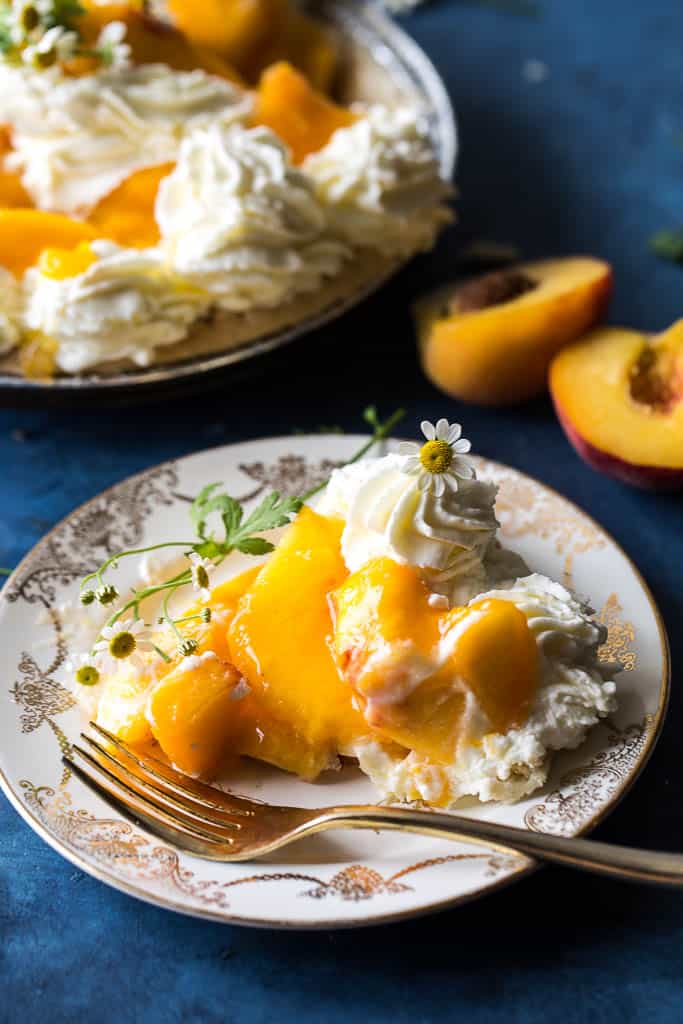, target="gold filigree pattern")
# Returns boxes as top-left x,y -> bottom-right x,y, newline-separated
597,593 -> 637,670
478,459 -> 606,581
524,718 -> 651,836
21,782 -> 515,905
